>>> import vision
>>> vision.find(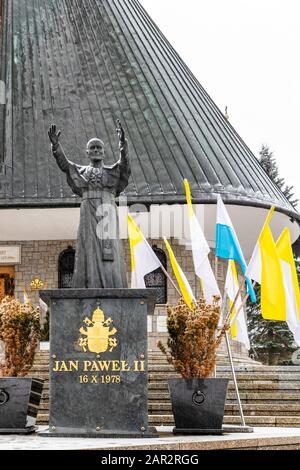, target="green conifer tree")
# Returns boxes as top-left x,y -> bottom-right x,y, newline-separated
259,145 -> 298,208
